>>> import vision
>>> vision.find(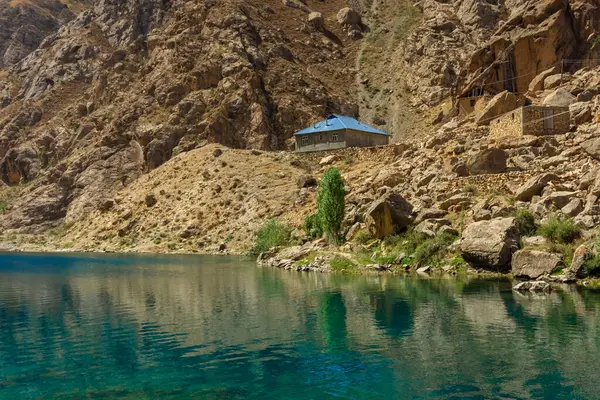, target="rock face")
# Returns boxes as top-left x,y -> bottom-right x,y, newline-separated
460,218 -> 520,271
543,88 -> 577,107
0,1 -> 82,68
467,148 -> 507,175
512,250 -> 562,279
364,192 -> 414,238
